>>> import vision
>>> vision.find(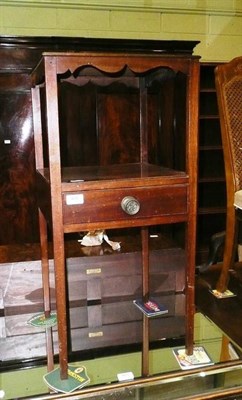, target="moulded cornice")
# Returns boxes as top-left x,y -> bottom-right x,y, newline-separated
0,0 -> 242,16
